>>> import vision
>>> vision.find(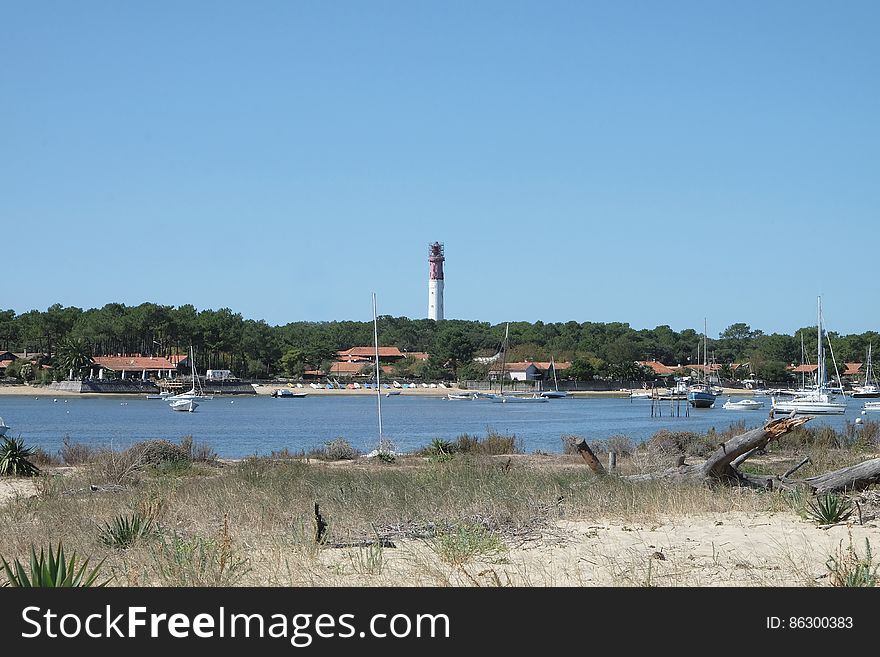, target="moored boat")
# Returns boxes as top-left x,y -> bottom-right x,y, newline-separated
722,398 -> 764,410
169,399 -> 198,412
